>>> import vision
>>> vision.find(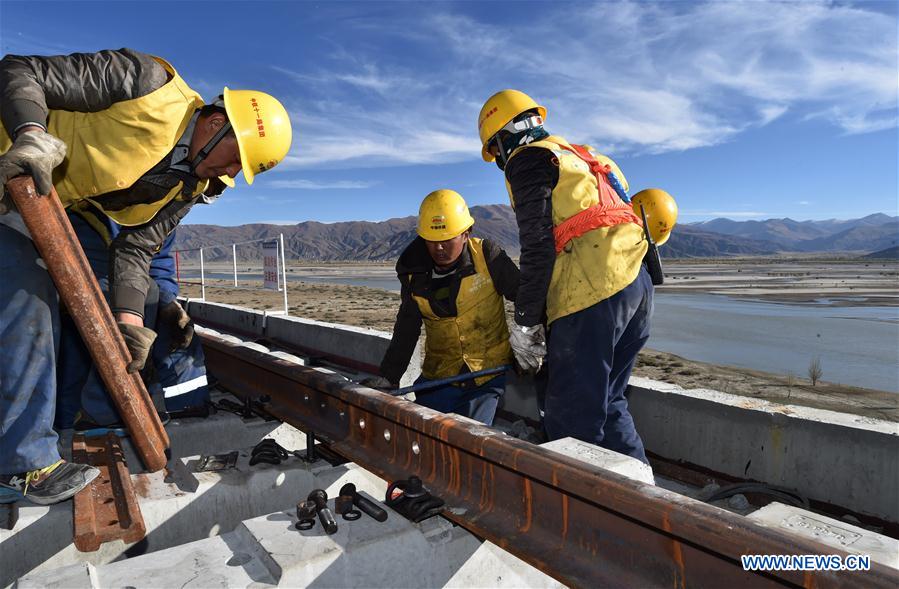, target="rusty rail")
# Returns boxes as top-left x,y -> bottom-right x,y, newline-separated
6,176 -> 169,471
199,330 -> 899,588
